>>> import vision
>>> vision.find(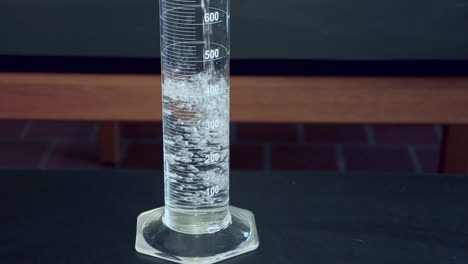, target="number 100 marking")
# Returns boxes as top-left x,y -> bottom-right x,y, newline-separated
206,186 -> 220,196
